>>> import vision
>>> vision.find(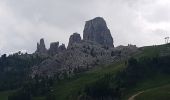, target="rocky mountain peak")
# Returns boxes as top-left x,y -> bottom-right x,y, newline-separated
32,17 -> 138,78
36,38 -> 47,54
58,44 -> 66,52
68,32 -> 81,47
83,17 -> 114,47
48,42 -> 59,55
